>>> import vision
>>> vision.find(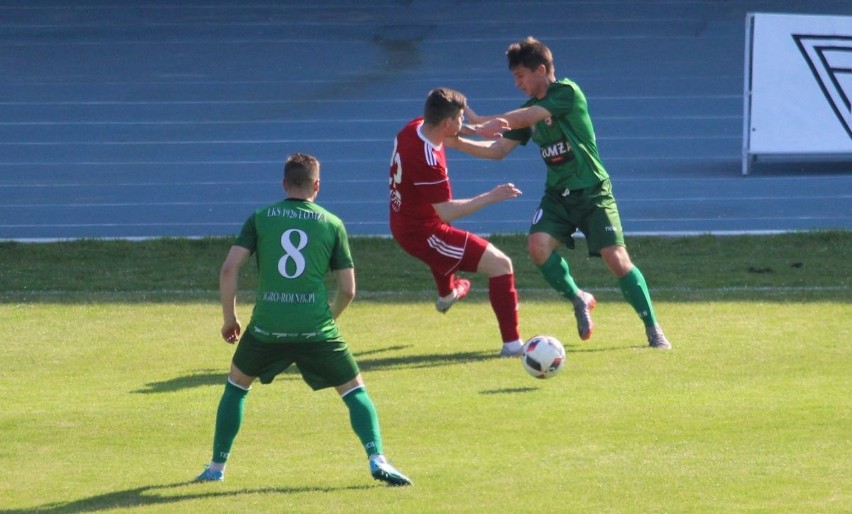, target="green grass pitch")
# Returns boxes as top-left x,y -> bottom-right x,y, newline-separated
0,233 -> 849,513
